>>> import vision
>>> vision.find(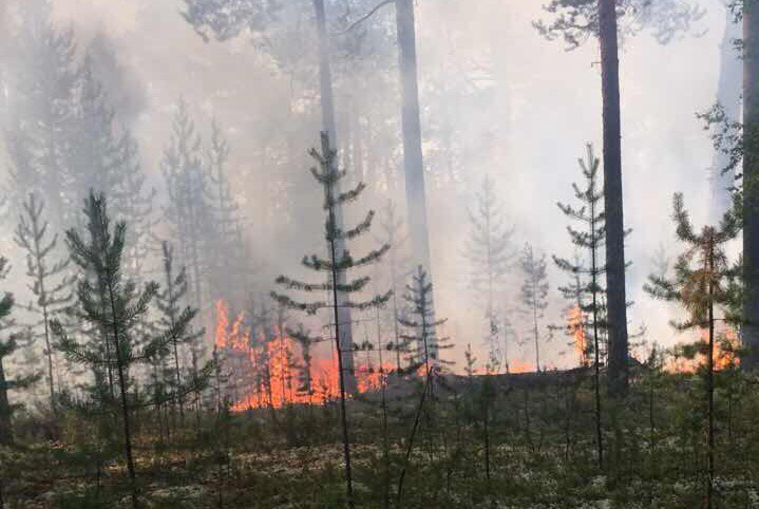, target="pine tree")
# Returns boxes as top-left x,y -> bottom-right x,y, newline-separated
84,32 -> 147,129
204,120 -> 250,309
395,265 -> 452,507
377,200 -> 410,371
247,298 -> 275,409
111,132 -> 157,283
289,324 -> 319,396
535,0 -> 703,396
395,0 -> 436,316
644,192 -> 740,509
13,193 -> 73,415
64,57 -> 124,227
0,257 -> 38,445
0,260 -> 15,446
271,133 -> 391,509
5,0 -> 78,223
163,100 -> 212,314
398,266 -> 452,376
552,143 -> 607,468
155,241 -> 203,423
464,175 -> 516,372
51,191 -> 202,509
742,0 -> 759,369
520,243 -> 549,372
